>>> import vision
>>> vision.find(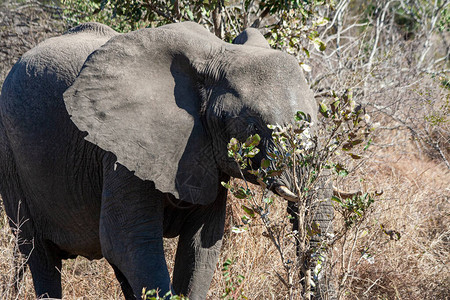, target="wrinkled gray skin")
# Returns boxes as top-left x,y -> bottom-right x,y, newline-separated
0,22 -> 318,299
